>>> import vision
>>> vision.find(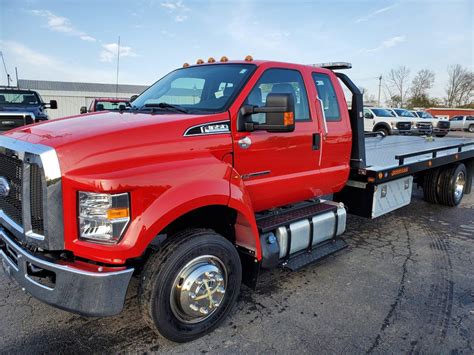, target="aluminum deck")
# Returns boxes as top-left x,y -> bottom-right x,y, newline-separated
364,135 -> 474,171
